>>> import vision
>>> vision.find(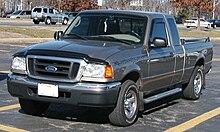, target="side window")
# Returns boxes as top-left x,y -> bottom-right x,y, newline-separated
20,11 -> 25,15
27,11 -> 31,15
49,9 -> 53,14
54,9 -> 60,14
167,18 -> 180,46
43,8 -> 47,13
149,18 -> 168,47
